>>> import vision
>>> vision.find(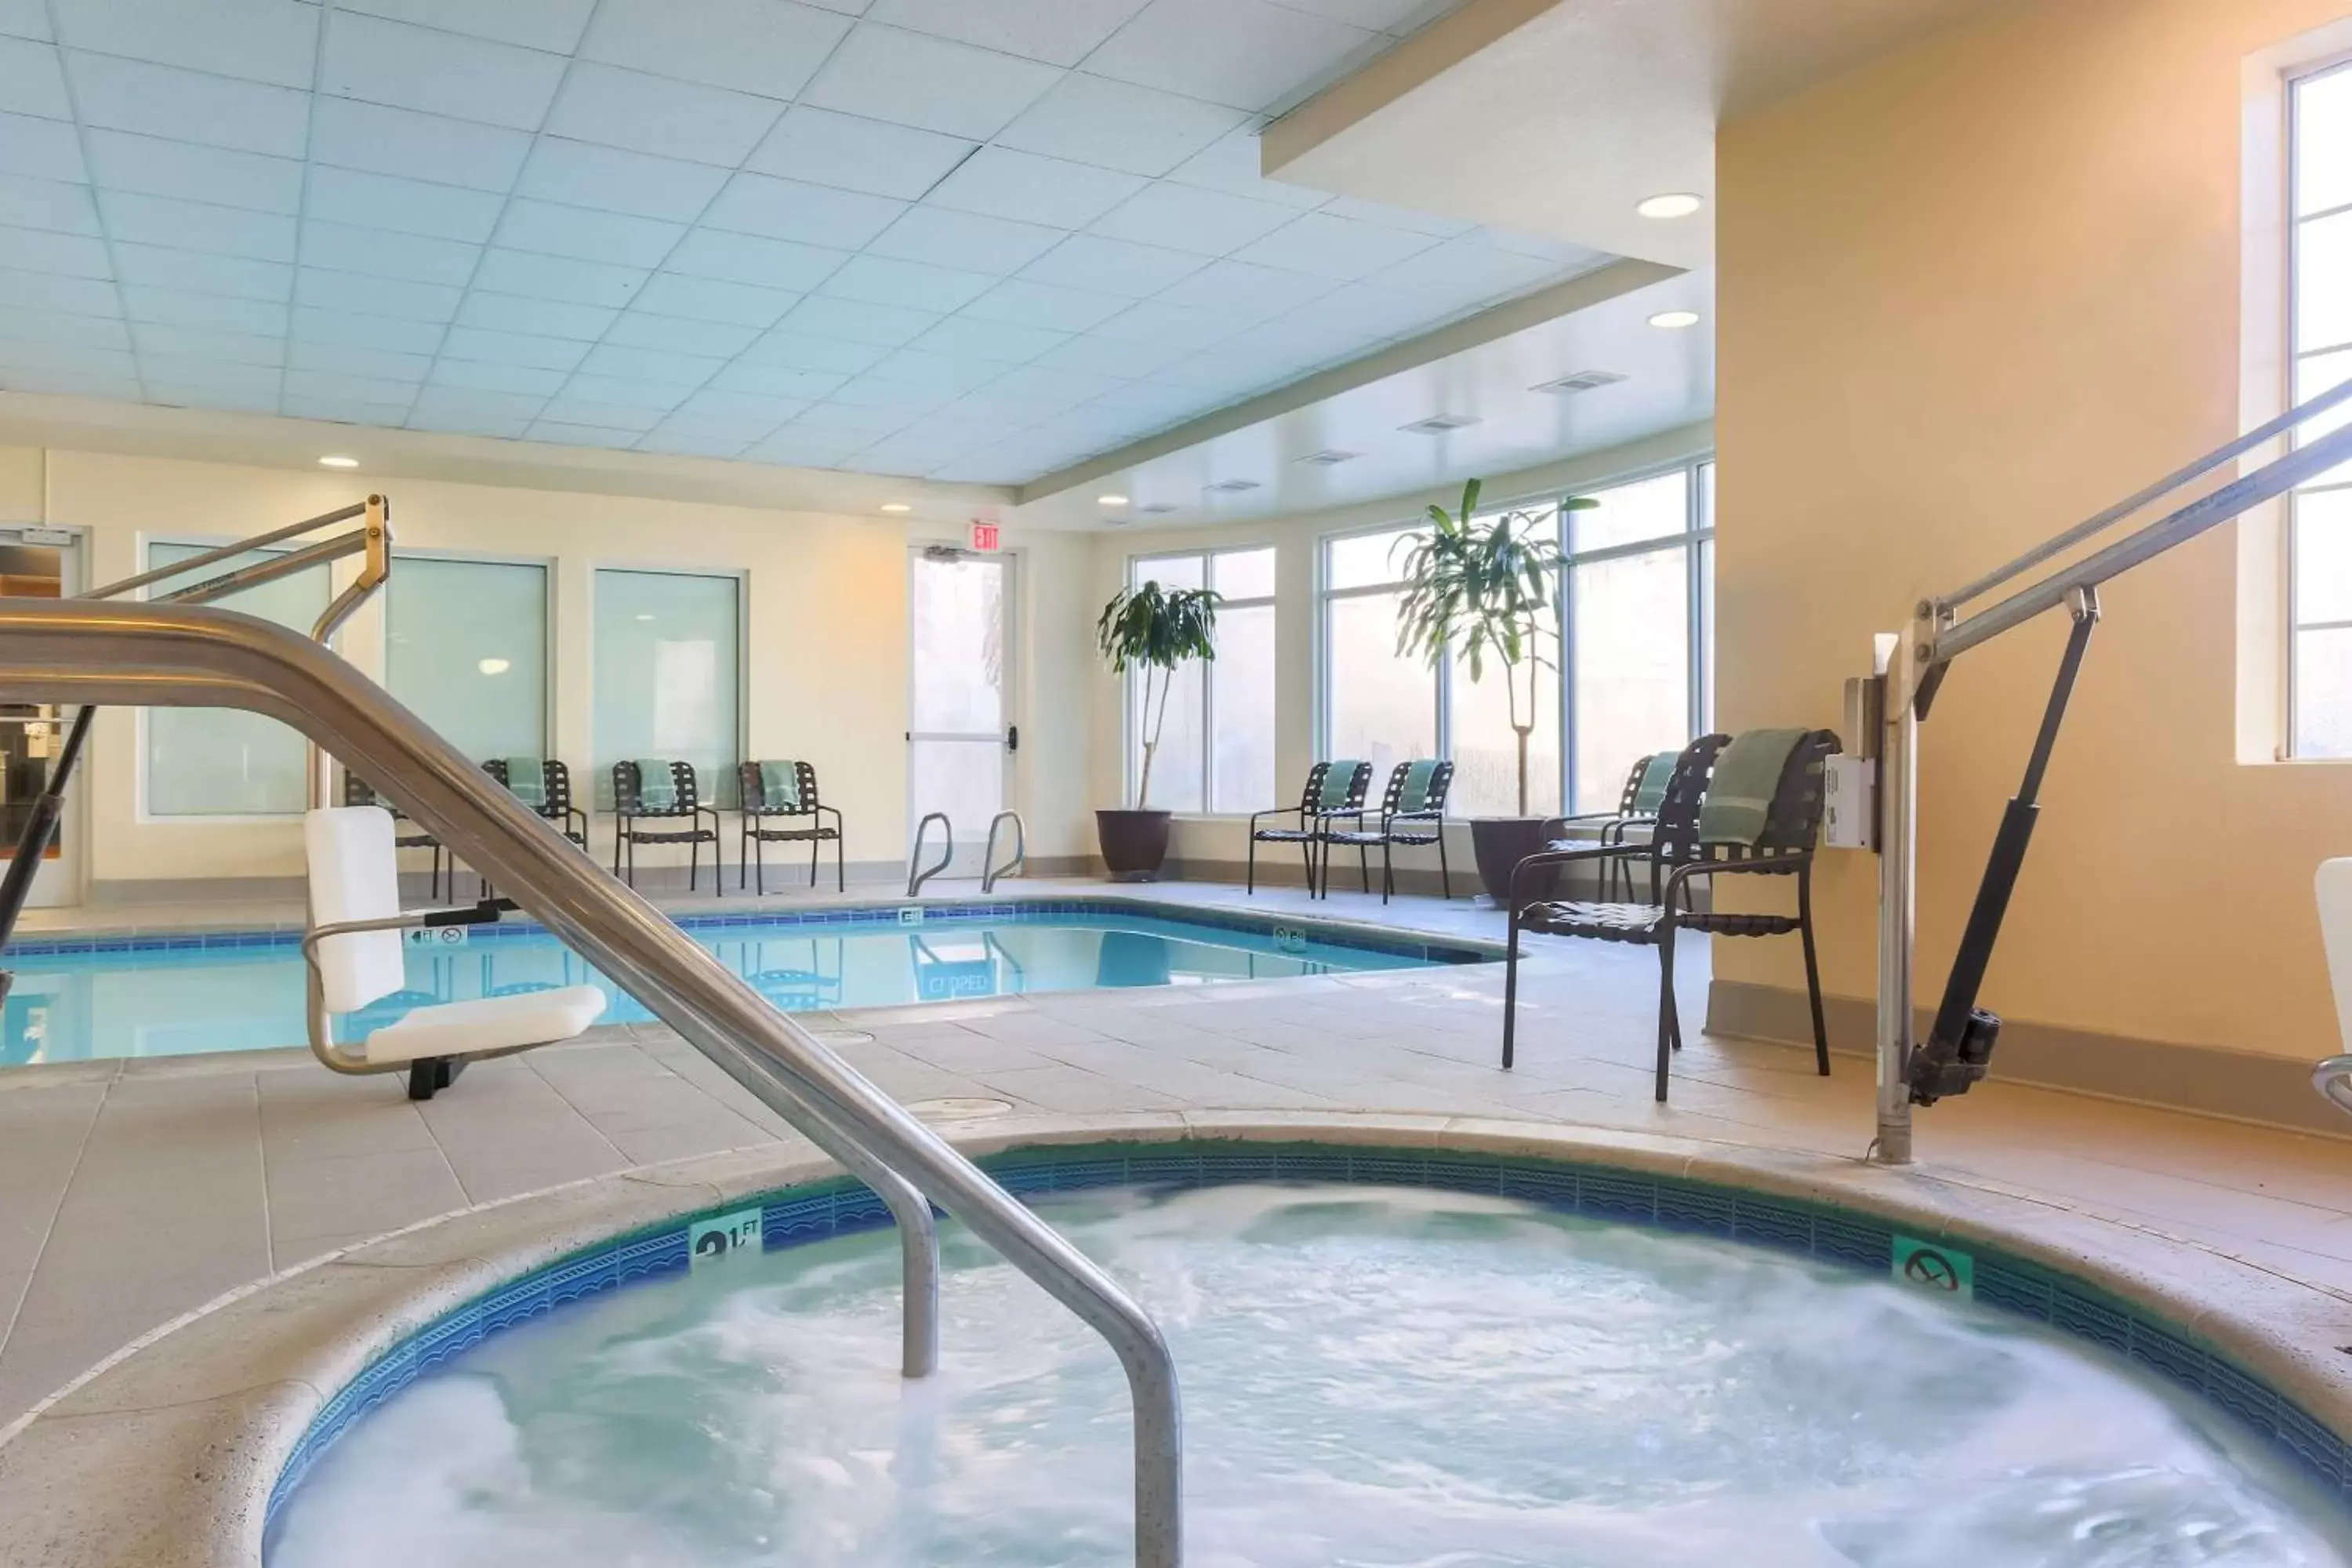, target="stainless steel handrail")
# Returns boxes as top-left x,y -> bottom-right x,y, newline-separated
982,809 -> 1026,893
2319,1055 -> 2352,1119
0,597 -> 1184,1566
908,810 -> 952,896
